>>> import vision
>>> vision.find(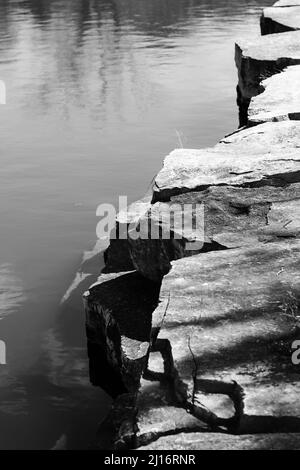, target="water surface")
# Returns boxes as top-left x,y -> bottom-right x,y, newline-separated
0,0 -> 274,449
